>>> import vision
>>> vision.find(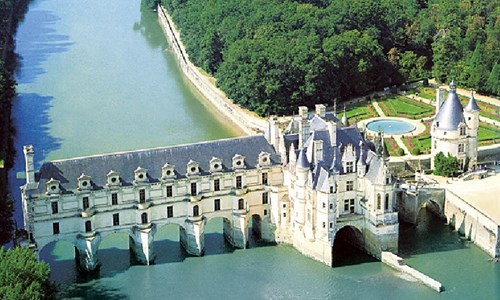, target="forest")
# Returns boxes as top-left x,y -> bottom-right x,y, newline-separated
160,0 -> 499,116
0,0 -> 30,245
